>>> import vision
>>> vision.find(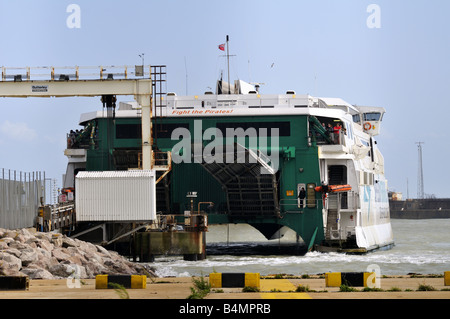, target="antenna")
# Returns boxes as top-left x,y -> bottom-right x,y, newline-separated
219,35 -> 236,94
416,142 -> 424,199
226,35 -> 230,94
184,56 -> 188,95
406,177 -> 409,200
139,53 -> 145,66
